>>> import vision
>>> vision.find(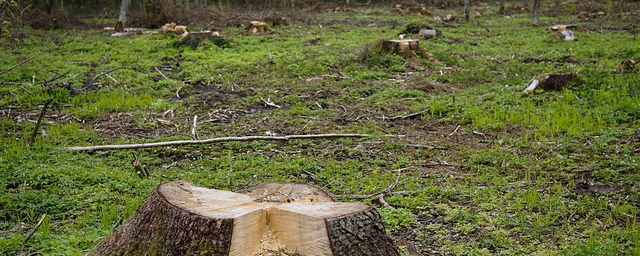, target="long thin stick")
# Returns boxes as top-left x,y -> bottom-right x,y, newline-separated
448,125 -> 461,137
0,45 -> 56,76
383,109 -> 428,121
28,99 -> 53,145
155,67 -> 169,80
64,133 -> 374,151
83,67 -> 120,90
22,214 -> 46,244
